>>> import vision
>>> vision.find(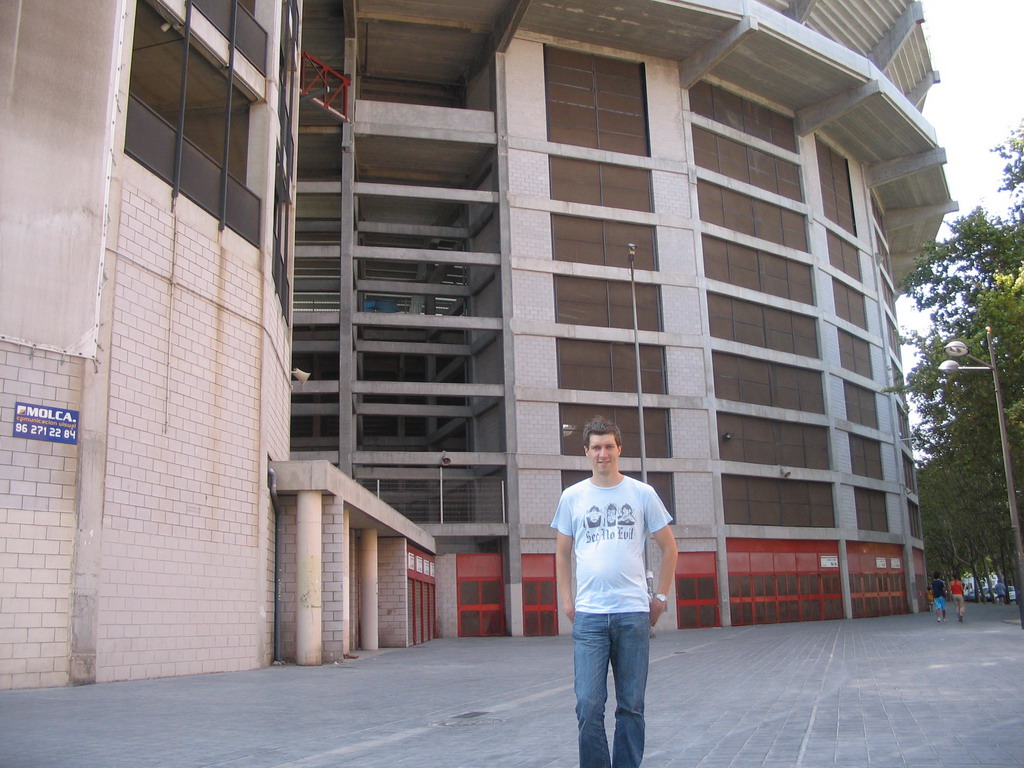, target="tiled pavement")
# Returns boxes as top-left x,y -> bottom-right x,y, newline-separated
2,603 -> 1023,767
